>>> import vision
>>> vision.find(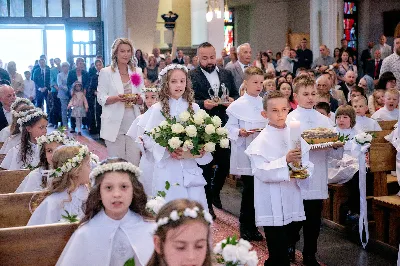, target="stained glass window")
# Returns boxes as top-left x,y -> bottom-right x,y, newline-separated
343,1 -> 358,51
224,10 -> 234,53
